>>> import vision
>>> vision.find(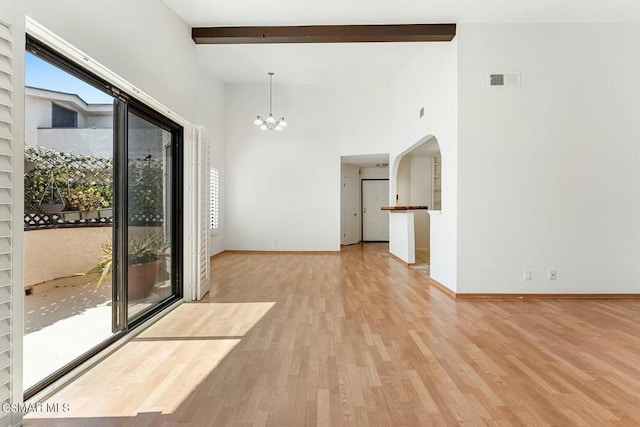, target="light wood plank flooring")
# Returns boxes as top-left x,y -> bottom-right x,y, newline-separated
26,243 -> 640,426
